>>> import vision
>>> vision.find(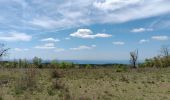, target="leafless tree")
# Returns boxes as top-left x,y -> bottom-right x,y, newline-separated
0,43 -> 9,60
130,49 -> 138,68
160,45 -> 170,58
